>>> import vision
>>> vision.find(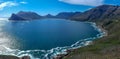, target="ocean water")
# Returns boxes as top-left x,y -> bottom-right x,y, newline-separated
0,18 -> 104,59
